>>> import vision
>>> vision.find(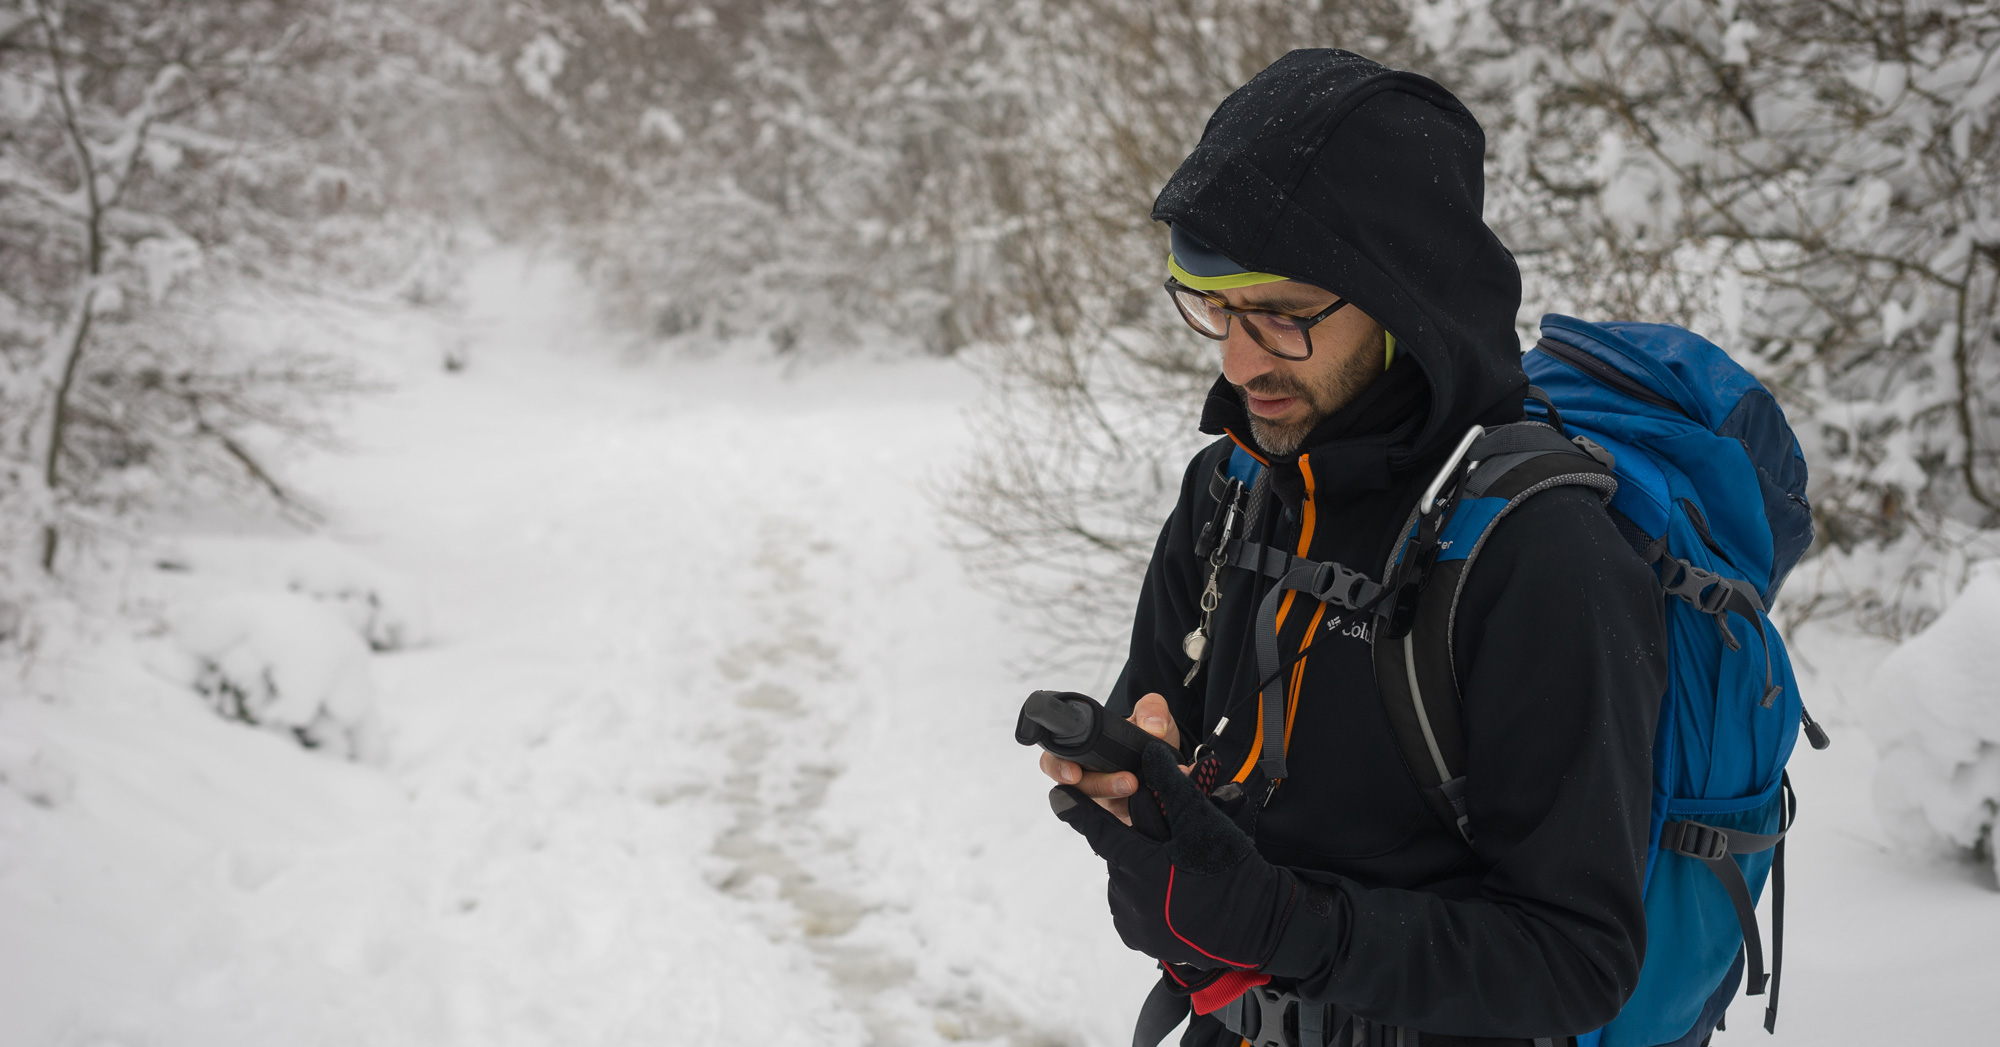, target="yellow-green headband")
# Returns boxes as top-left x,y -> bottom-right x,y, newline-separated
1166,252 -> 1290,291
